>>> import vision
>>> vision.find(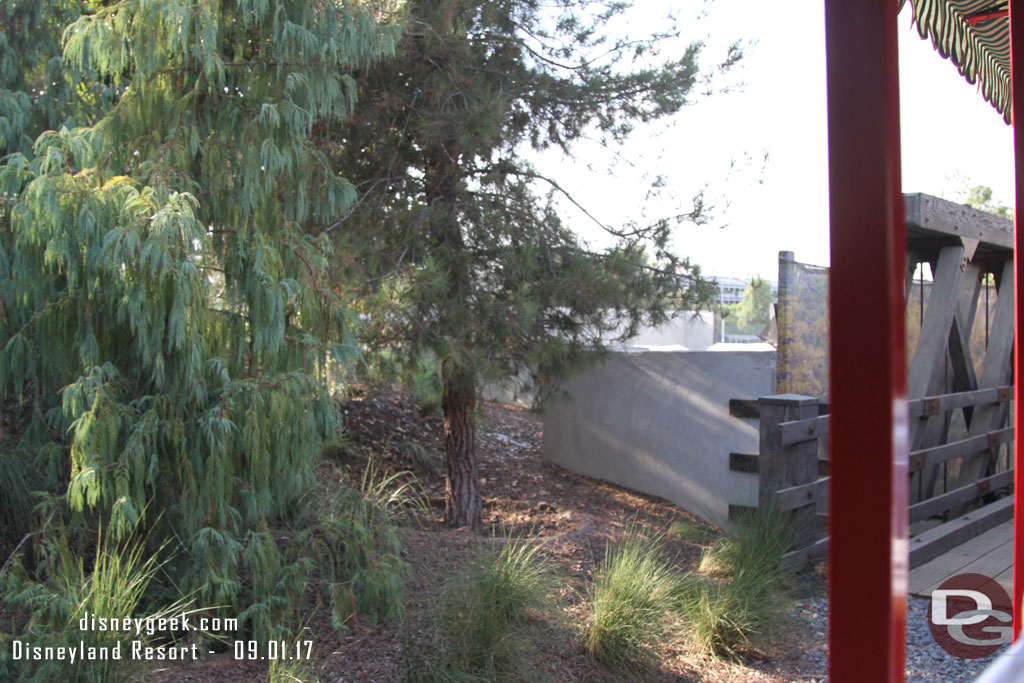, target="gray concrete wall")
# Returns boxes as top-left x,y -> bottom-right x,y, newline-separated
542,349 -> 775,527
623,311 -> 714,350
